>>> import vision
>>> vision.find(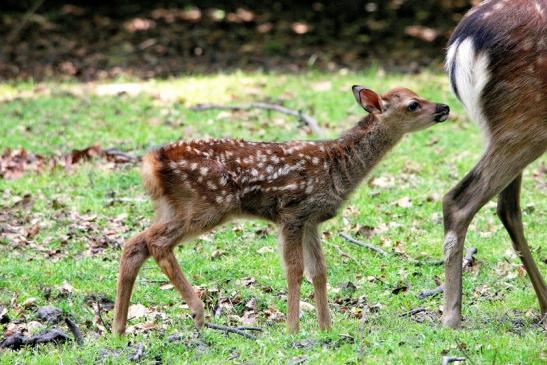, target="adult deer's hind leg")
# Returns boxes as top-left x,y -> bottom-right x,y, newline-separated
441,142 -> 542,329
113,231 -> 150,335
280,223 -> 305,334
303,224 -> 331,331
497,174 -> 547,315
